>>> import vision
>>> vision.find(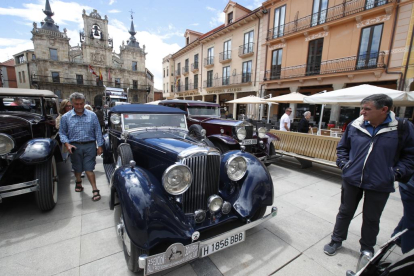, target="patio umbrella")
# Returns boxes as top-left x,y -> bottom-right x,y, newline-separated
145,100 -> 162,105
226,96 -> 277,121
407,91 -> 414,102
303,84 -> 413,106
265,92 -> 305,103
